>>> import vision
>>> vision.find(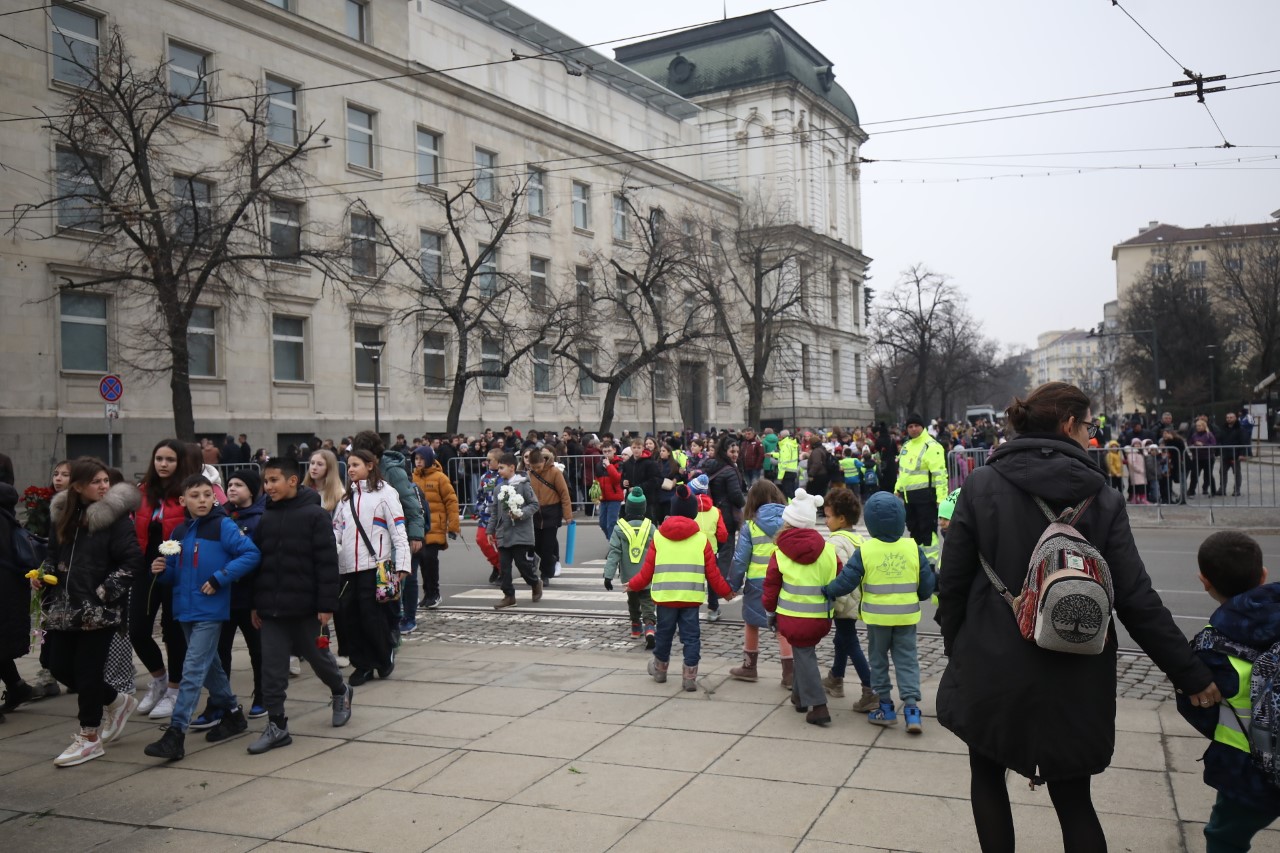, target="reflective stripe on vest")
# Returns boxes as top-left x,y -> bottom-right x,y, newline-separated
746,520 -> 776,580
897,435 -> 940,494
618,519 -> 654,564
922,534 -> 941,570
778,439 -> 799,475
650,531 -> 709,604
839,457 -> 858,479
697,507 -> 721,544
776,544 -> 838,619
1213,653 -> 1253,754
859,537 -> 923,626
